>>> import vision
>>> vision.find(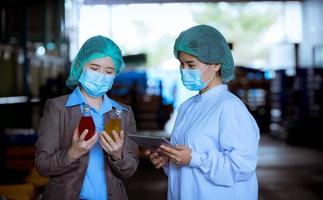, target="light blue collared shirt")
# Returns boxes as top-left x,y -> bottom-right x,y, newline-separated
165,84 -> 260,200
65,87 -> 127,200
